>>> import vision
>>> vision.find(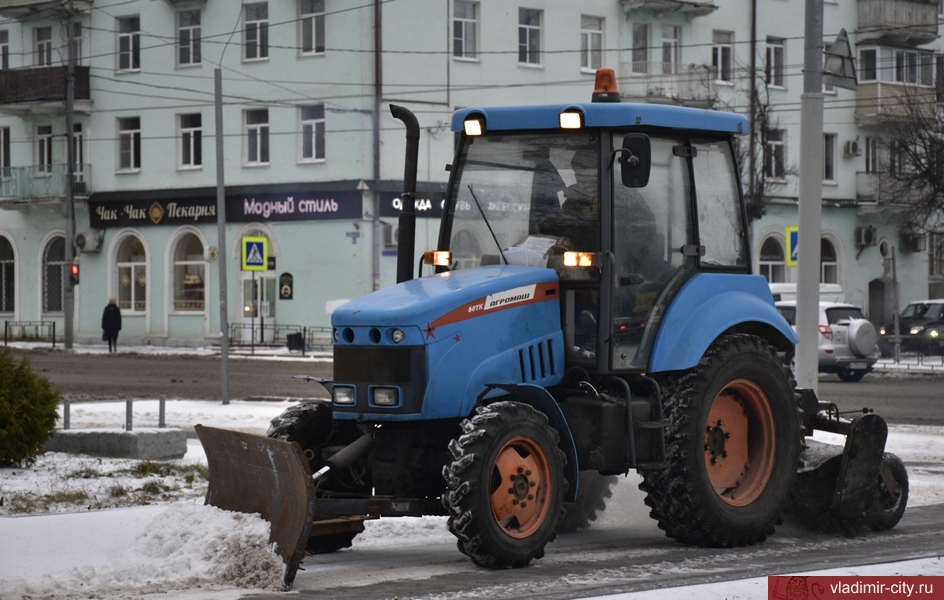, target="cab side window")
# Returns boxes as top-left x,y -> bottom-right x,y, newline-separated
691,137 -> 746,268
